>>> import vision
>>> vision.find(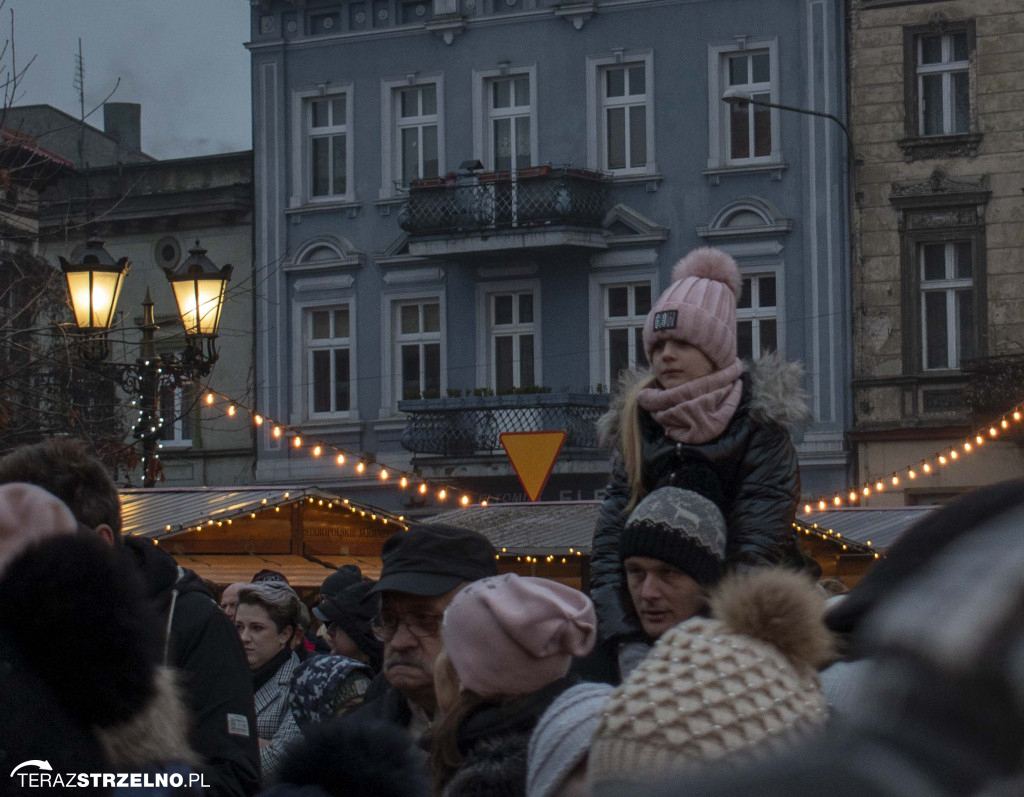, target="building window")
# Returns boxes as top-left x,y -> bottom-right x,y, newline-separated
604,282 -> 650,384
487,76 -> 532,172
736,274 -> 778,360
396,300 -> 442,400
916,31 -> 969,137
308,306 -> 352,415
397,84 -> 439,185
725,51 -> 772,162
308,95 -> 349,198
920,242 -> 974,370
490,291 -> 536,391
158,382 -> 196,447
587,51 -> 655,176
